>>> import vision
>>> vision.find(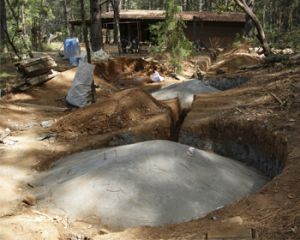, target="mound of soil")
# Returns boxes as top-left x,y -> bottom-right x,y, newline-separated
211,53 -> 262,73
51,88 -> 172,140
94,57 -> 168,88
